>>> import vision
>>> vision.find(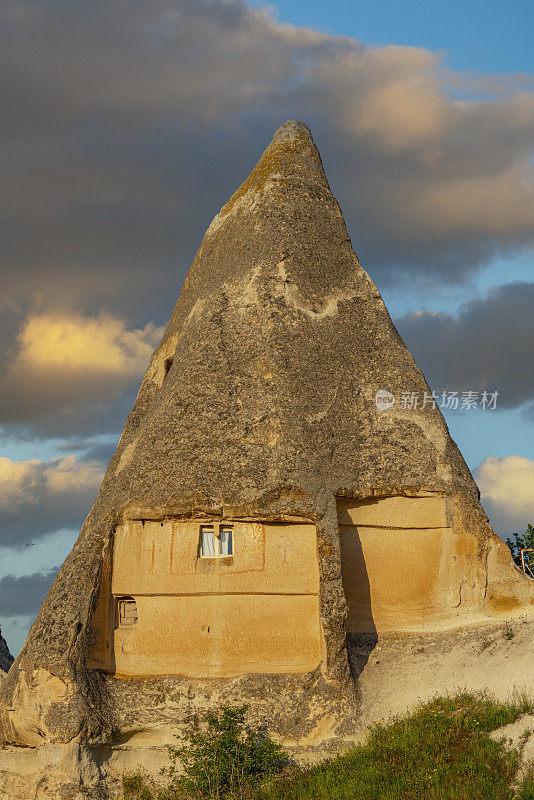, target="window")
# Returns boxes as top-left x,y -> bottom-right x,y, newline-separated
200,526 -> 216,557
220,527 -> 233,556
118,597 -> 138,626
199,524 -> 234,557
